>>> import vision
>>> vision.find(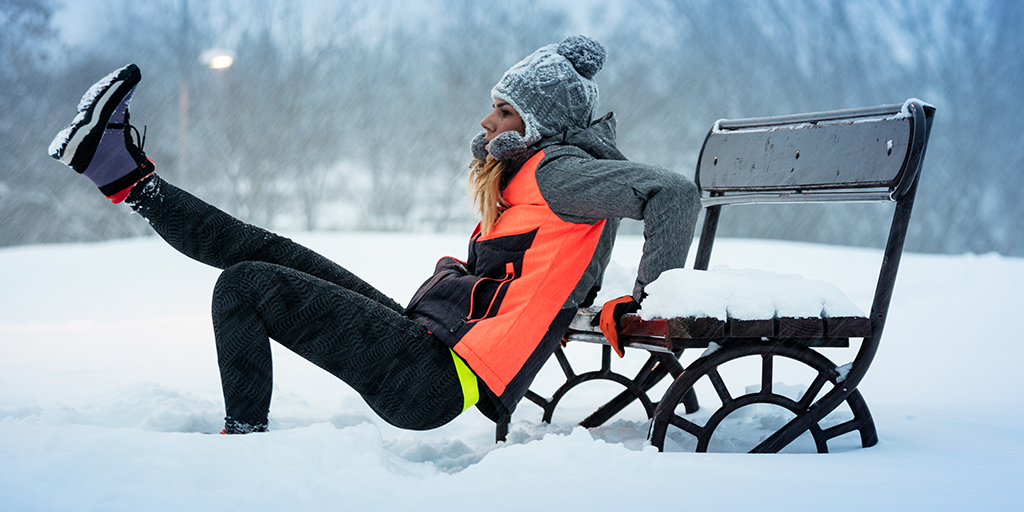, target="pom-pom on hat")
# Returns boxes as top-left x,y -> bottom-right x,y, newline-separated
491,35 -> 606,146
